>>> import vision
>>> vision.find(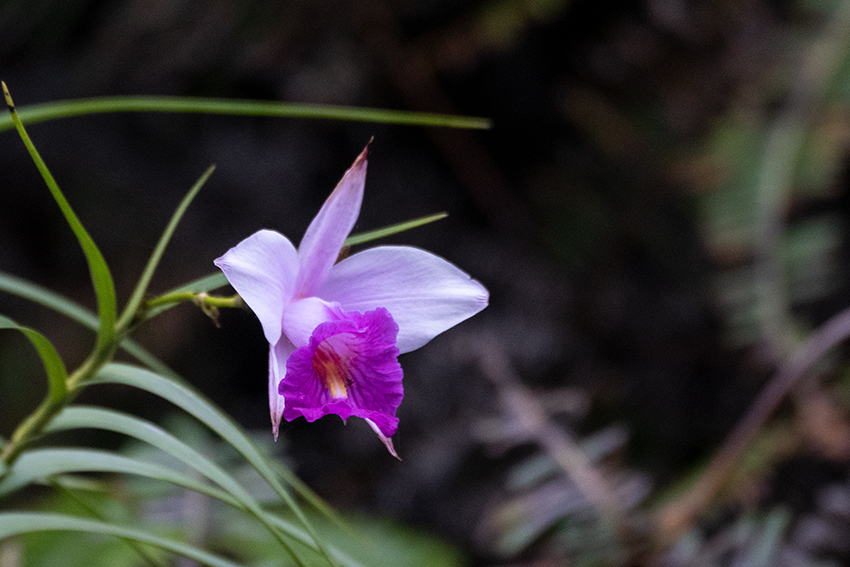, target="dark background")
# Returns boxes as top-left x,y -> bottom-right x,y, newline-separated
4,0 -> 850,564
